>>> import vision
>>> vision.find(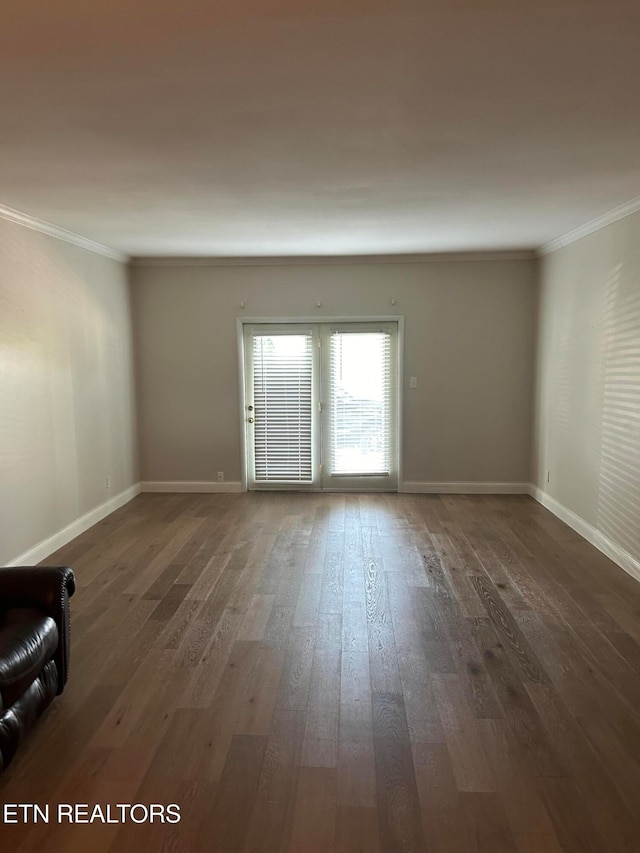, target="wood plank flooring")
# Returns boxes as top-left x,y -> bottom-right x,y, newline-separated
1,492 -> 639,851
